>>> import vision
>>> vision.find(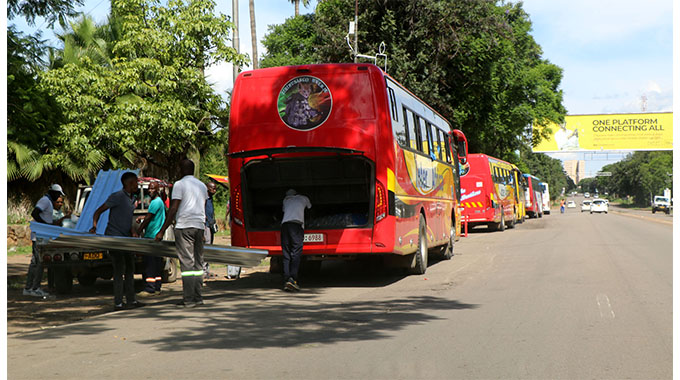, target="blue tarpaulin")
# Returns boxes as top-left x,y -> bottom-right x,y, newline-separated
31,169 -> 138,240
